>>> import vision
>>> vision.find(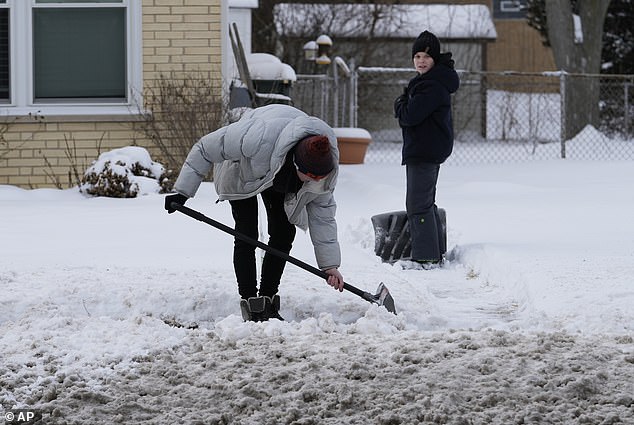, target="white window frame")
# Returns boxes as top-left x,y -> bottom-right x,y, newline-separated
3,0 -> 142,118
